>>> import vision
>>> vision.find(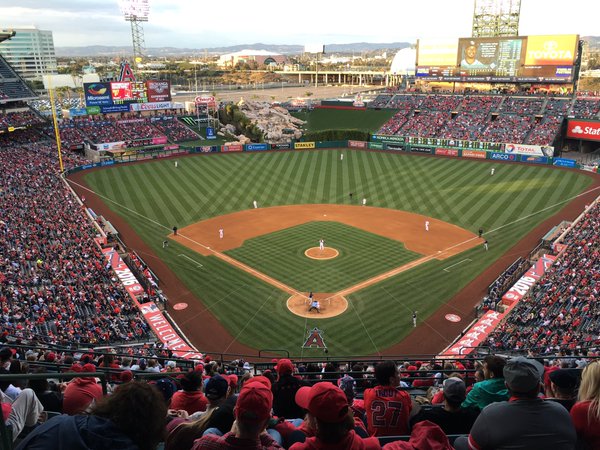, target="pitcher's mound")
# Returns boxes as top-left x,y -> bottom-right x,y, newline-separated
305,247 -> 339,260
287,293 -> 348,318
